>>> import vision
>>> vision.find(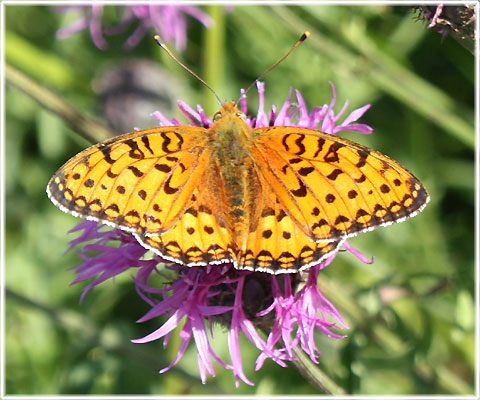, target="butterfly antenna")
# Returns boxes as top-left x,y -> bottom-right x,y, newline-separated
240,31 -> 310,100
154,35 -> 222,106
